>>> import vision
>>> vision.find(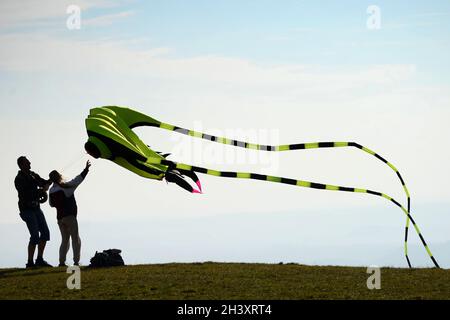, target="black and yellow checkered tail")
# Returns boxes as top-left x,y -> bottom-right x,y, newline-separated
131,120 -> 439,268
